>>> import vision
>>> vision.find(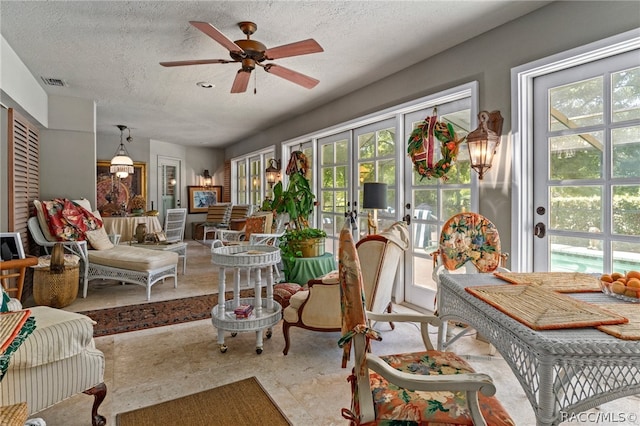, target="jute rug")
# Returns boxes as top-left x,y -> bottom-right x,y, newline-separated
79,288 -> 265,337
116,376 -> 292,426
